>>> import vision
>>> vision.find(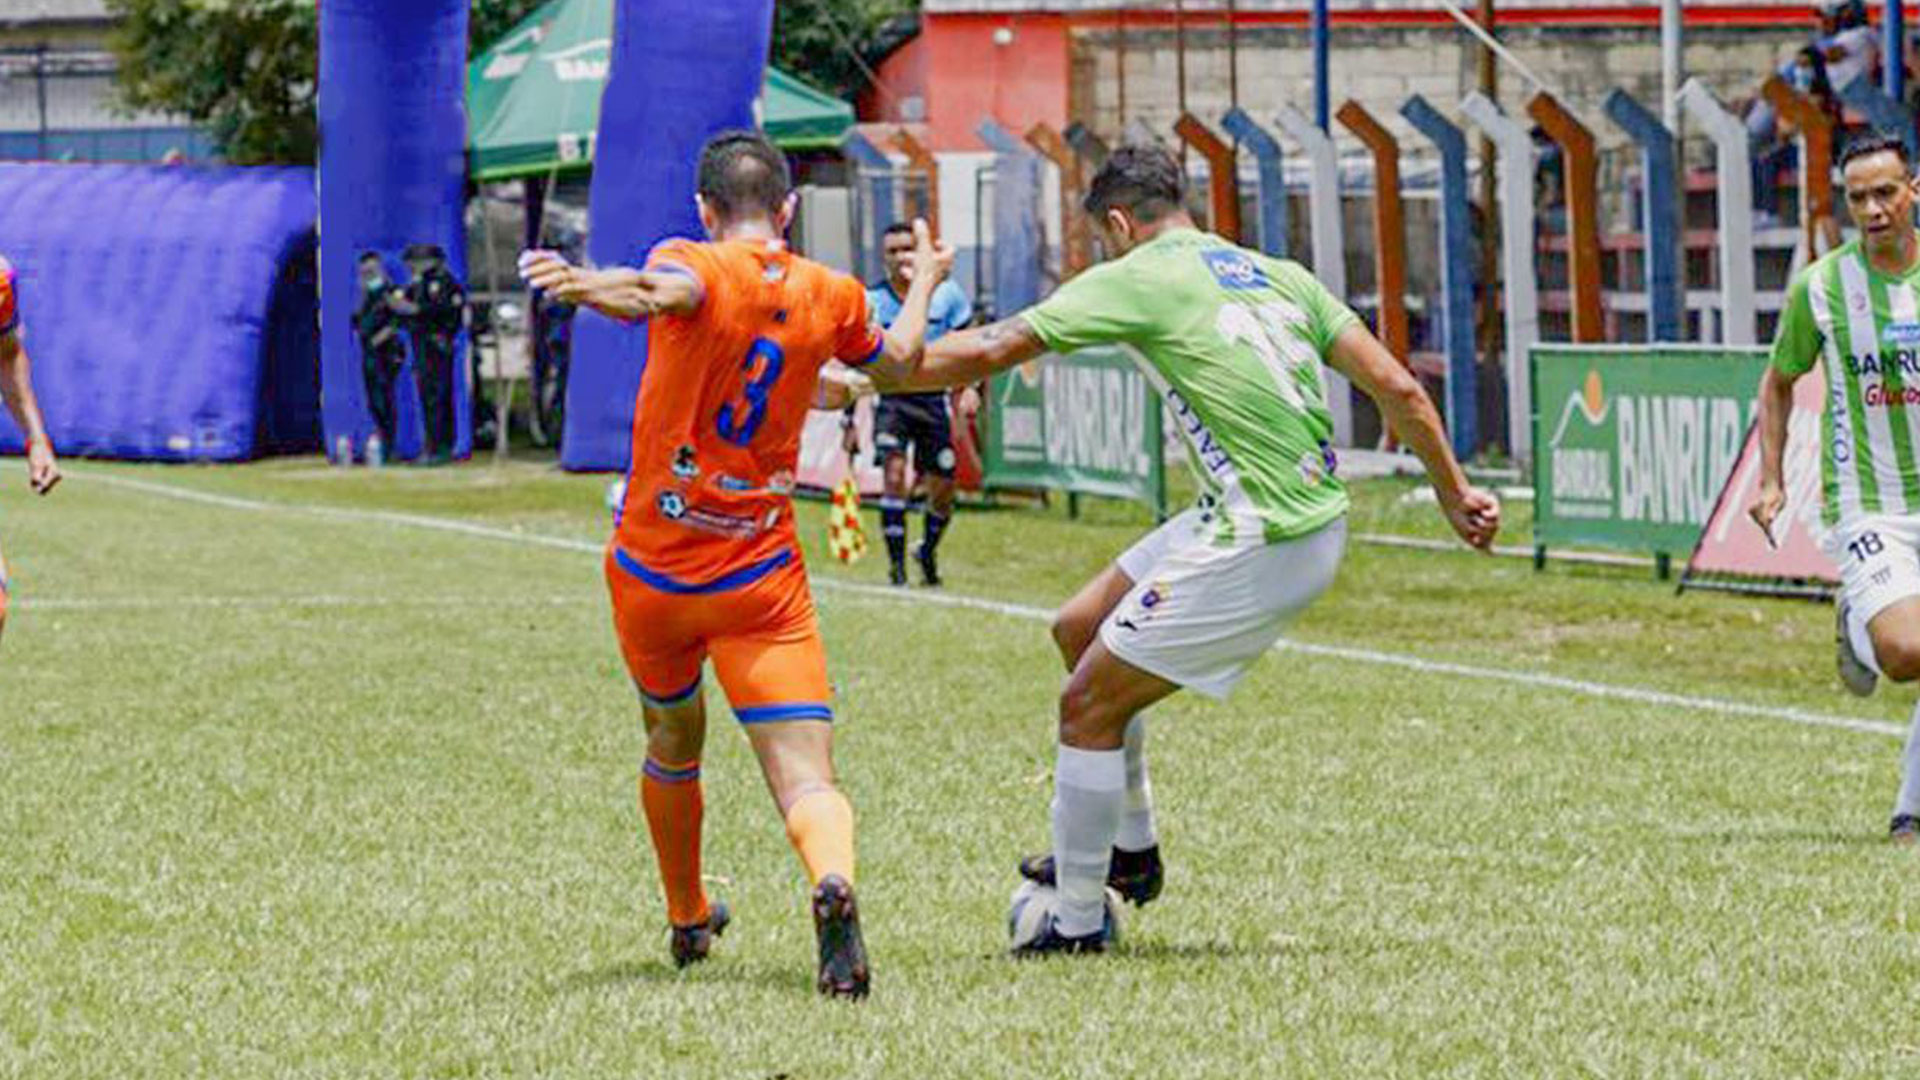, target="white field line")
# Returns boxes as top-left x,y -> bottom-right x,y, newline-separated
74,469 -> 1905,740
22,594 -> 590,612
